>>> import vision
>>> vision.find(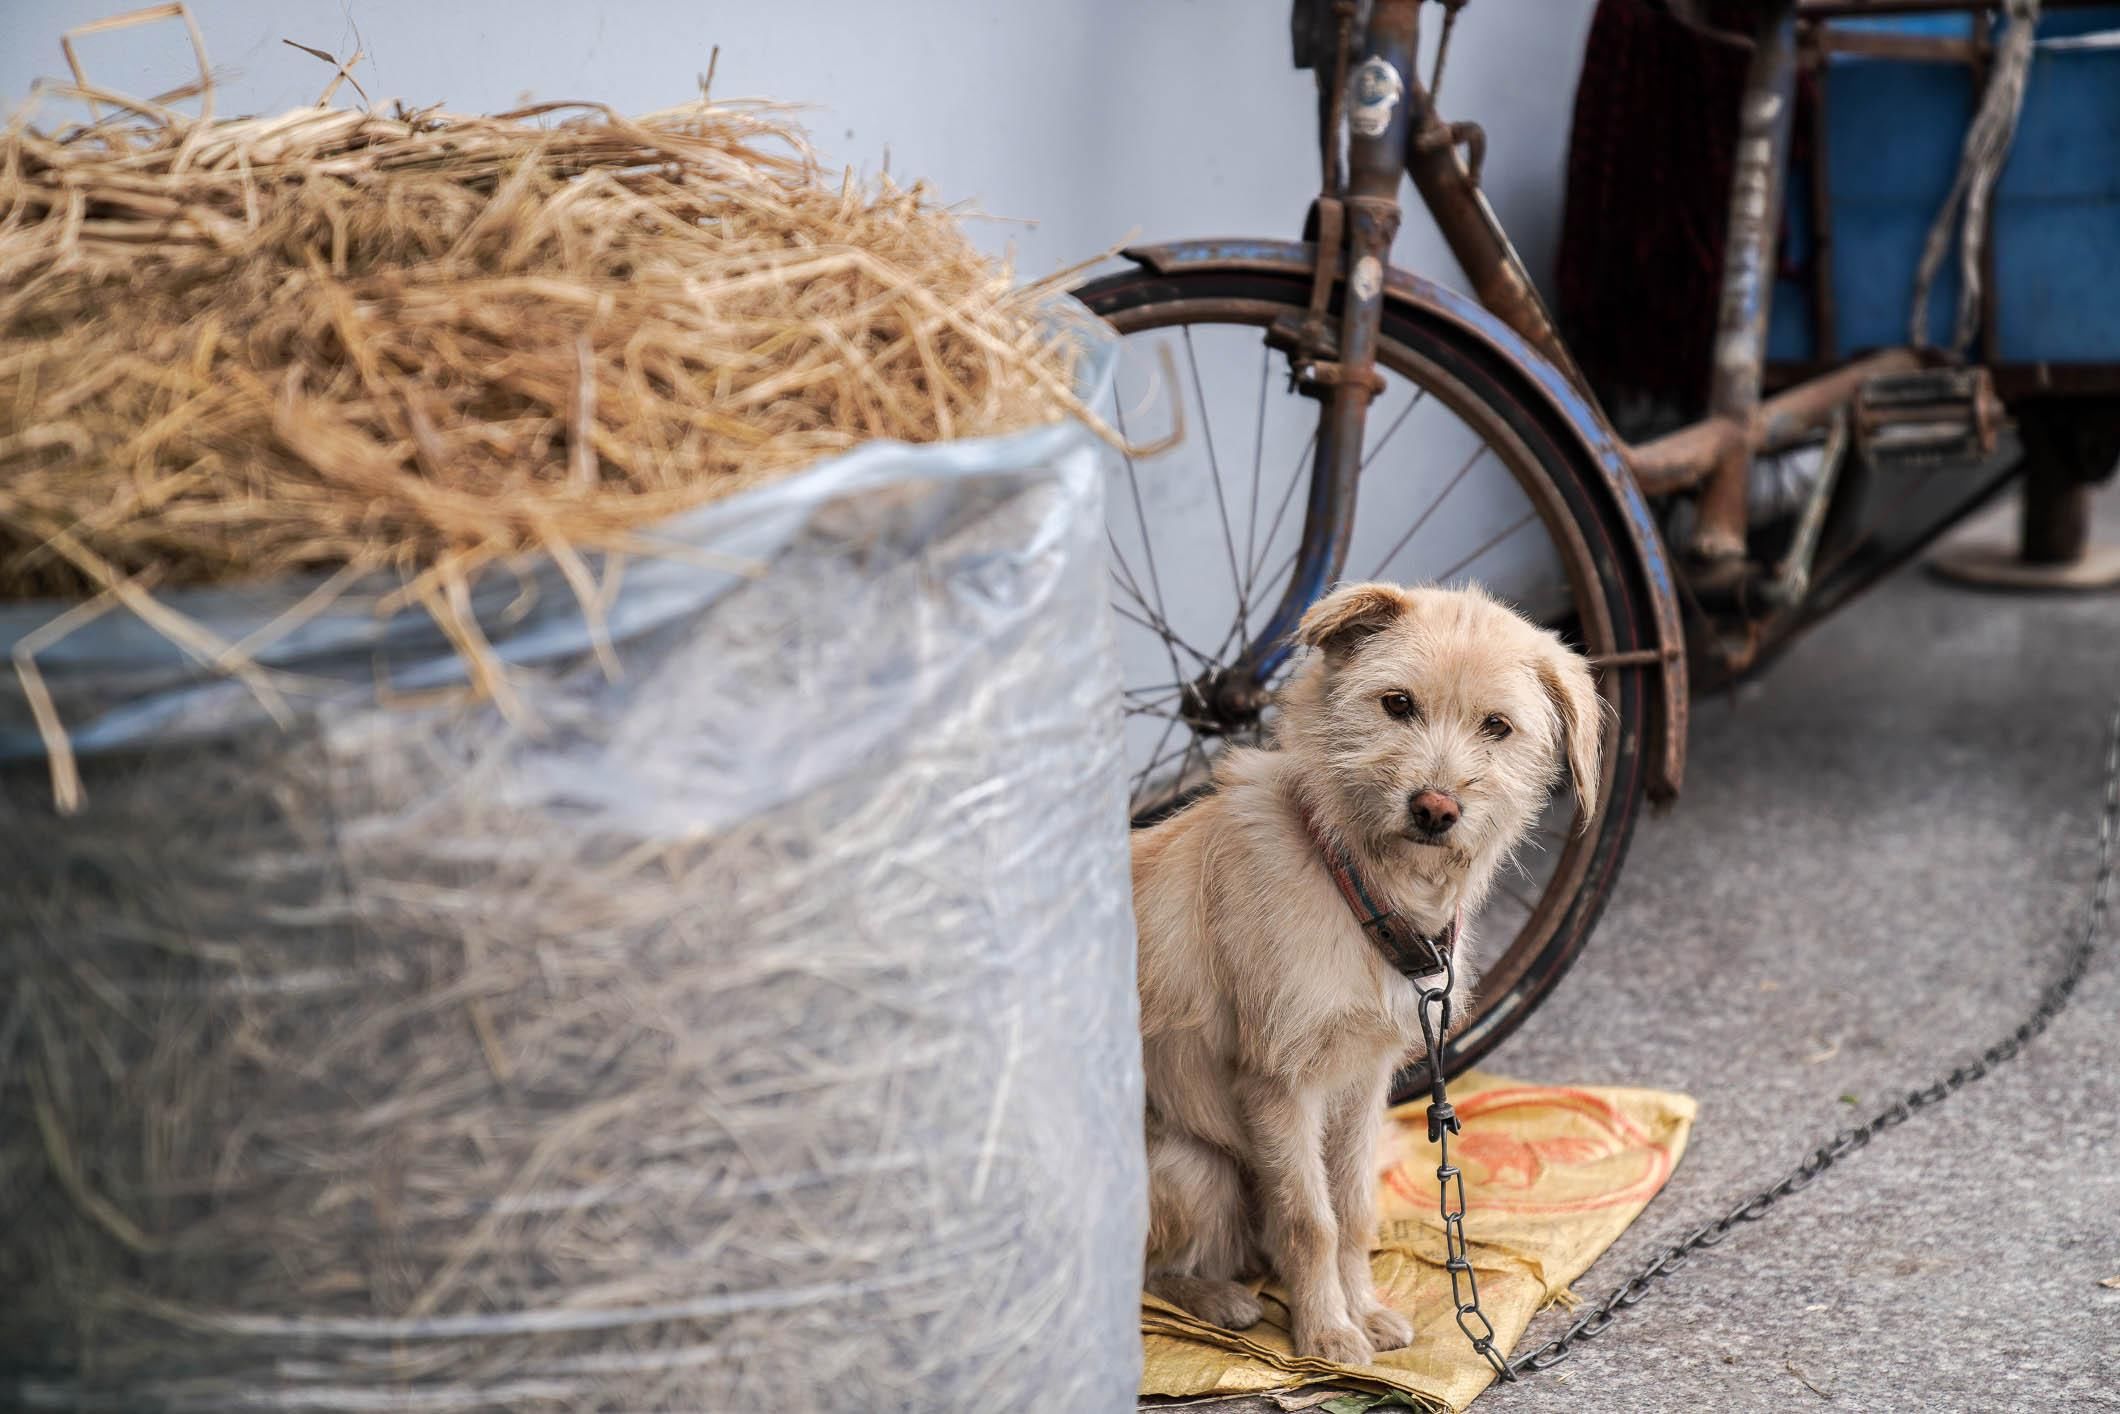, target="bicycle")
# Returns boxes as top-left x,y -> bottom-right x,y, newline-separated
1074,0 -> 2101,1092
